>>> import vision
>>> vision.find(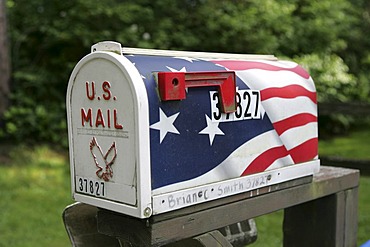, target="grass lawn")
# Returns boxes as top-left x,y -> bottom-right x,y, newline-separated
0,146 -> 73,247
0,128 -> 369,246
319,127 -> 370,159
